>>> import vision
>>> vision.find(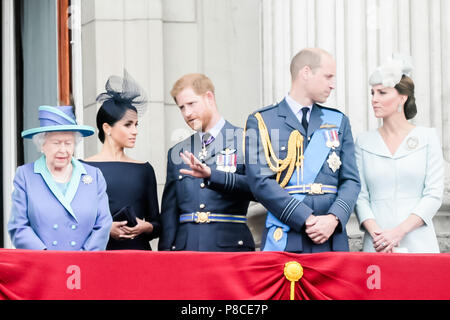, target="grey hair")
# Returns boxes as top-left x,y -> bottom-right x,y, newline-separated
32,131 -> 82,153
